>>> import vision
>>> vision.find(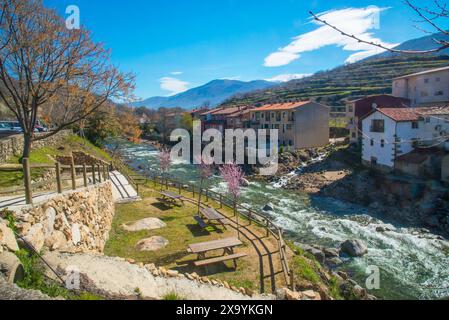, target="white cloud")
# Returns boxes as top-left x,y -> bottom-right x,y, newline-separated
264,6 -> 399,67
265,73 -> 312,82
170,71 -> 183,75
160,77 -> 189,96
